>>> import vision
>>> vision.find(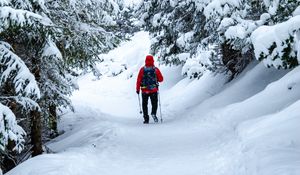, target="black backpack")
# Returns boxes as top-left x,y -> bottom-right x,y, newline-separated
141,66 -> 157,90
